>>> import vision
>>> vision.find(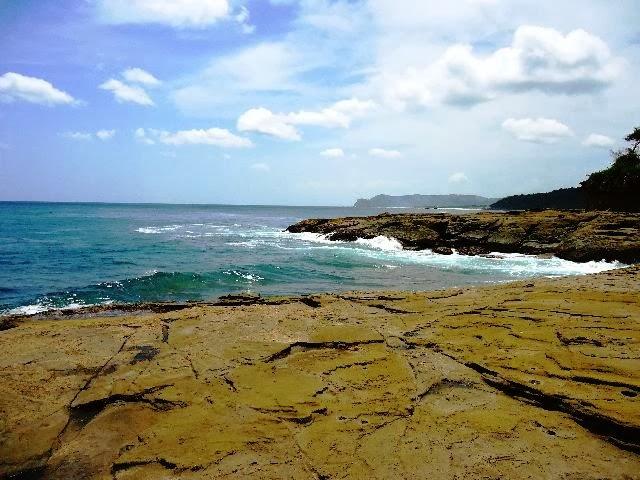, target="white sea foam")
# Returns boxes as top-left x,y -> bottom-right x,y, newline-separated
355,236 -> 403,251
223,270 -> 264,282
4,301 -> 100,316
6,304 -> 49,315
281,231 -> 624,277
135,224 -> 183,234
226,240 -> 260,248
287,232 -> 335,244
